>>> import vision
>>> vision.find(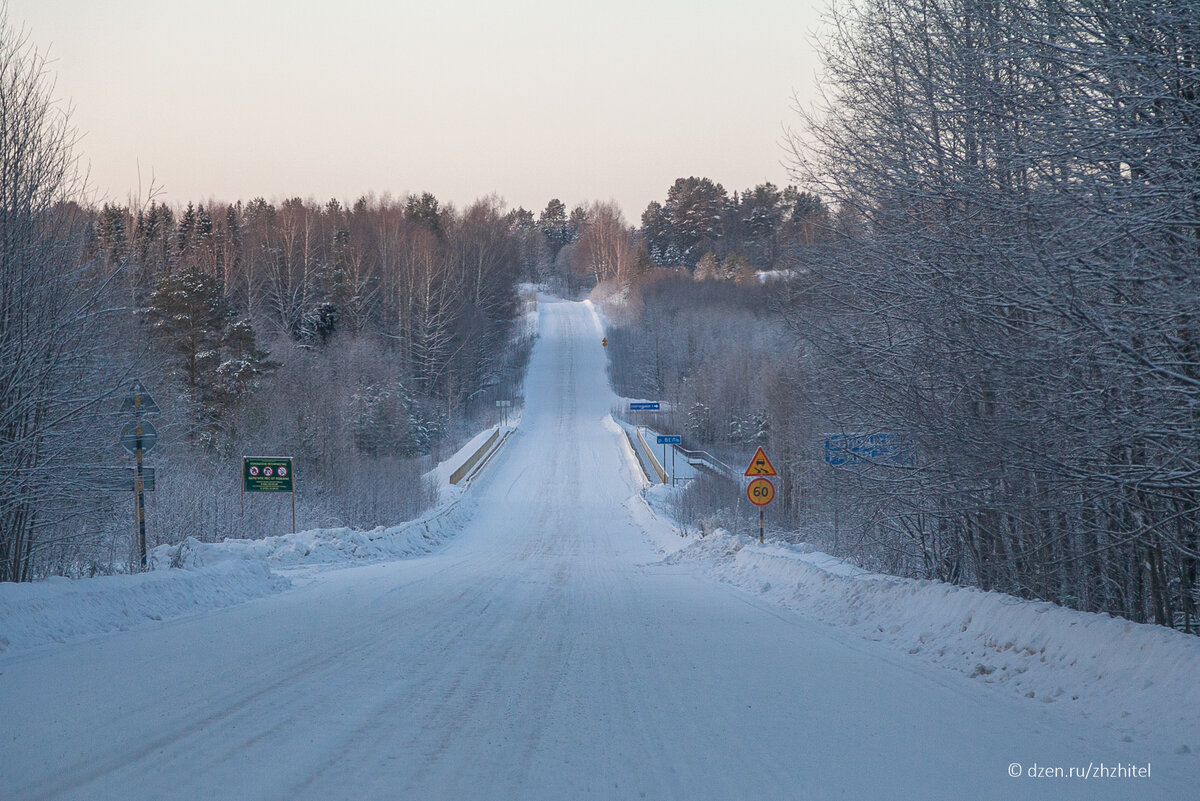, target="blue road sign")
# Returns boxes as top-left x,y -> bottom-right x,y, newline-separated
657,435 -> 682,445
630,402 -> 661,411
824,432 -> 912,466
